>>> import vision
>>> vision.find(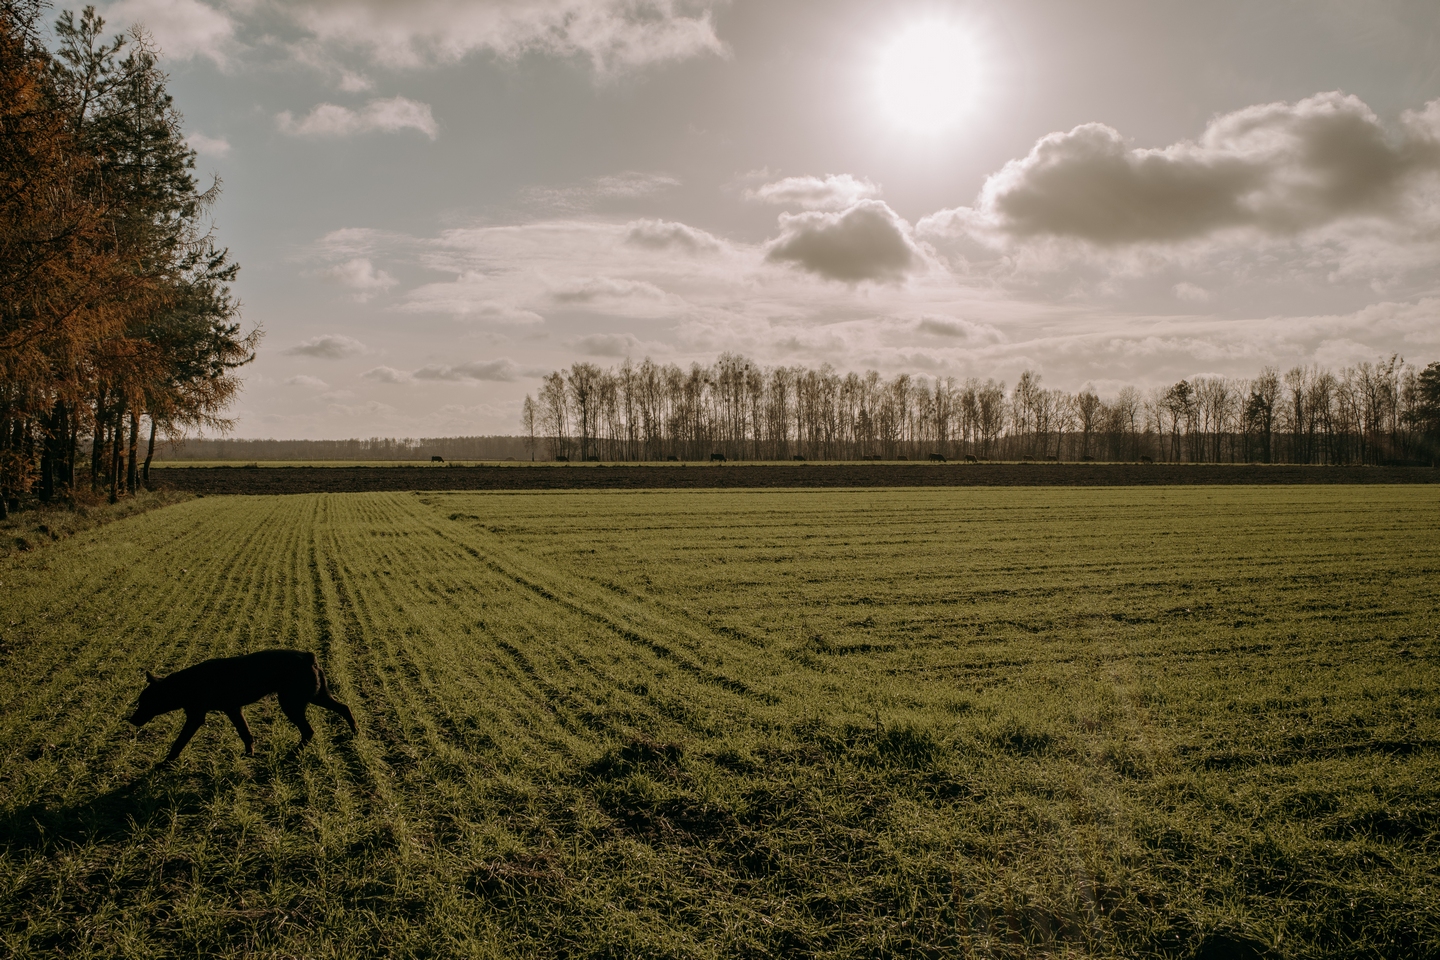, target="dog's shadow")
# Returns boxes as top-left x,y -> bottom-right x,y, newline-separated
0,743 -> 333,857
0,767 -> 243,856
